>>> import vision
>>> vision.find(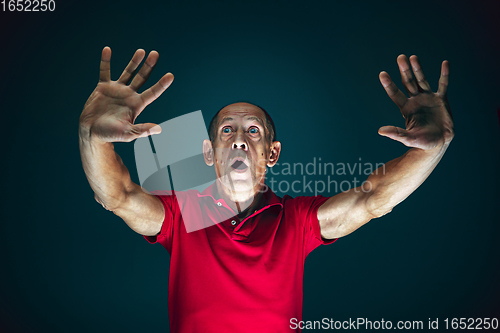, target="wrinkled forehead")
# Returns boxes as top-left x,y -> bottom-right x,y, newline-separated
217,103 -> 267,125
